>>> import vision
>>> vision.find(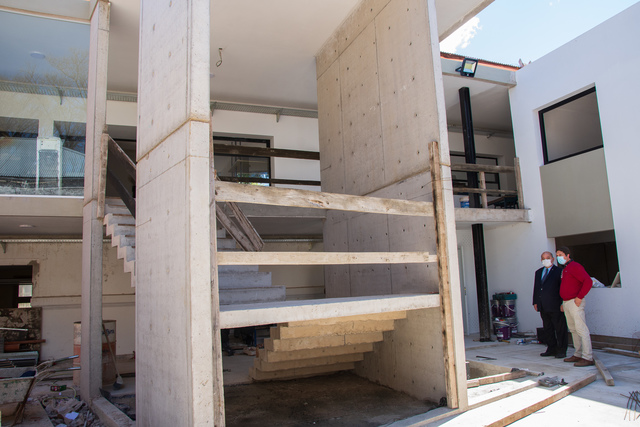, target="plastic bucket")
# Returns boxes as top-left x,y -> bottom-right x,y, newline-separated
460,196 -> 469,208
504,300 -> 516,317
490,300 -> 500,318
73,320 -> 116,386
497,326 -> 511,341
